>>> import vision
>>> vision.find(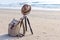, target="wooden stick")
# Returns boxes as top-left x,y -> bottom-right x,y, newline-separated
27,18 -> 33,34
25,16 -> 27,31
22,19 -> 26,35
